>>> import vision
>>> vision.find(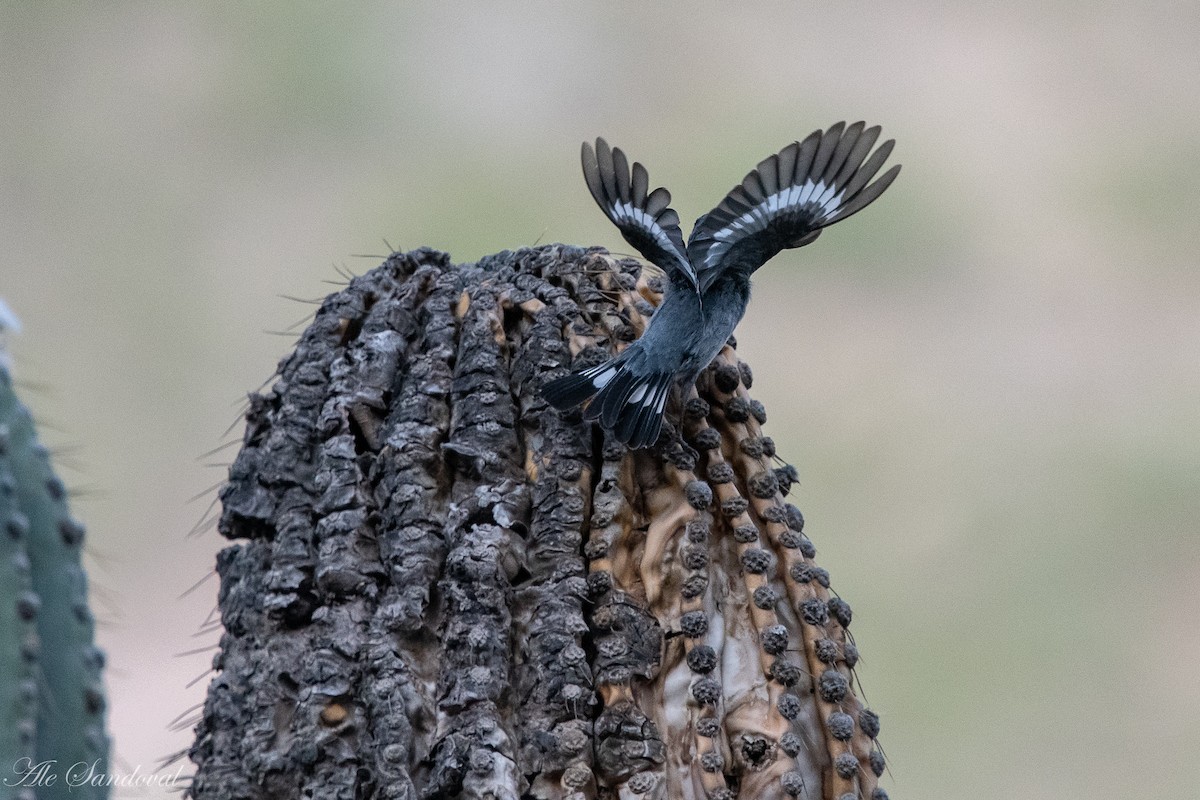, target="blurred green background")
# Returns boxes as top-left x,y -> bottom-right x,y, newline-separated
2,2 -> 1197,798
